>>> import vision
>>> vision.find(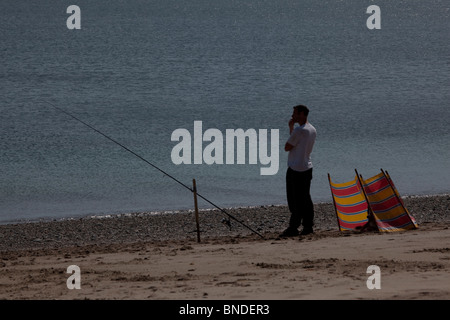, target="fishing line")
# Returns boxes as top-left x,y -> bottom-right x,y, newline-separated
44,101 -> 265,239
